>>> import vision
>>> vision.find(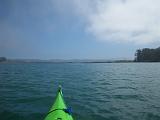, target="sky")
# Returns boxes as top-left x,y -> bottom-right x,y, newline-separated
0,0 -> 160,59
